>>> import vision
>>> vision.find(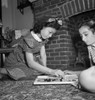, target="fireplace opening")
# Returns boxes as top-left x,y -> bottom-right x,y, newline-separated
68,10 -> 95,69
